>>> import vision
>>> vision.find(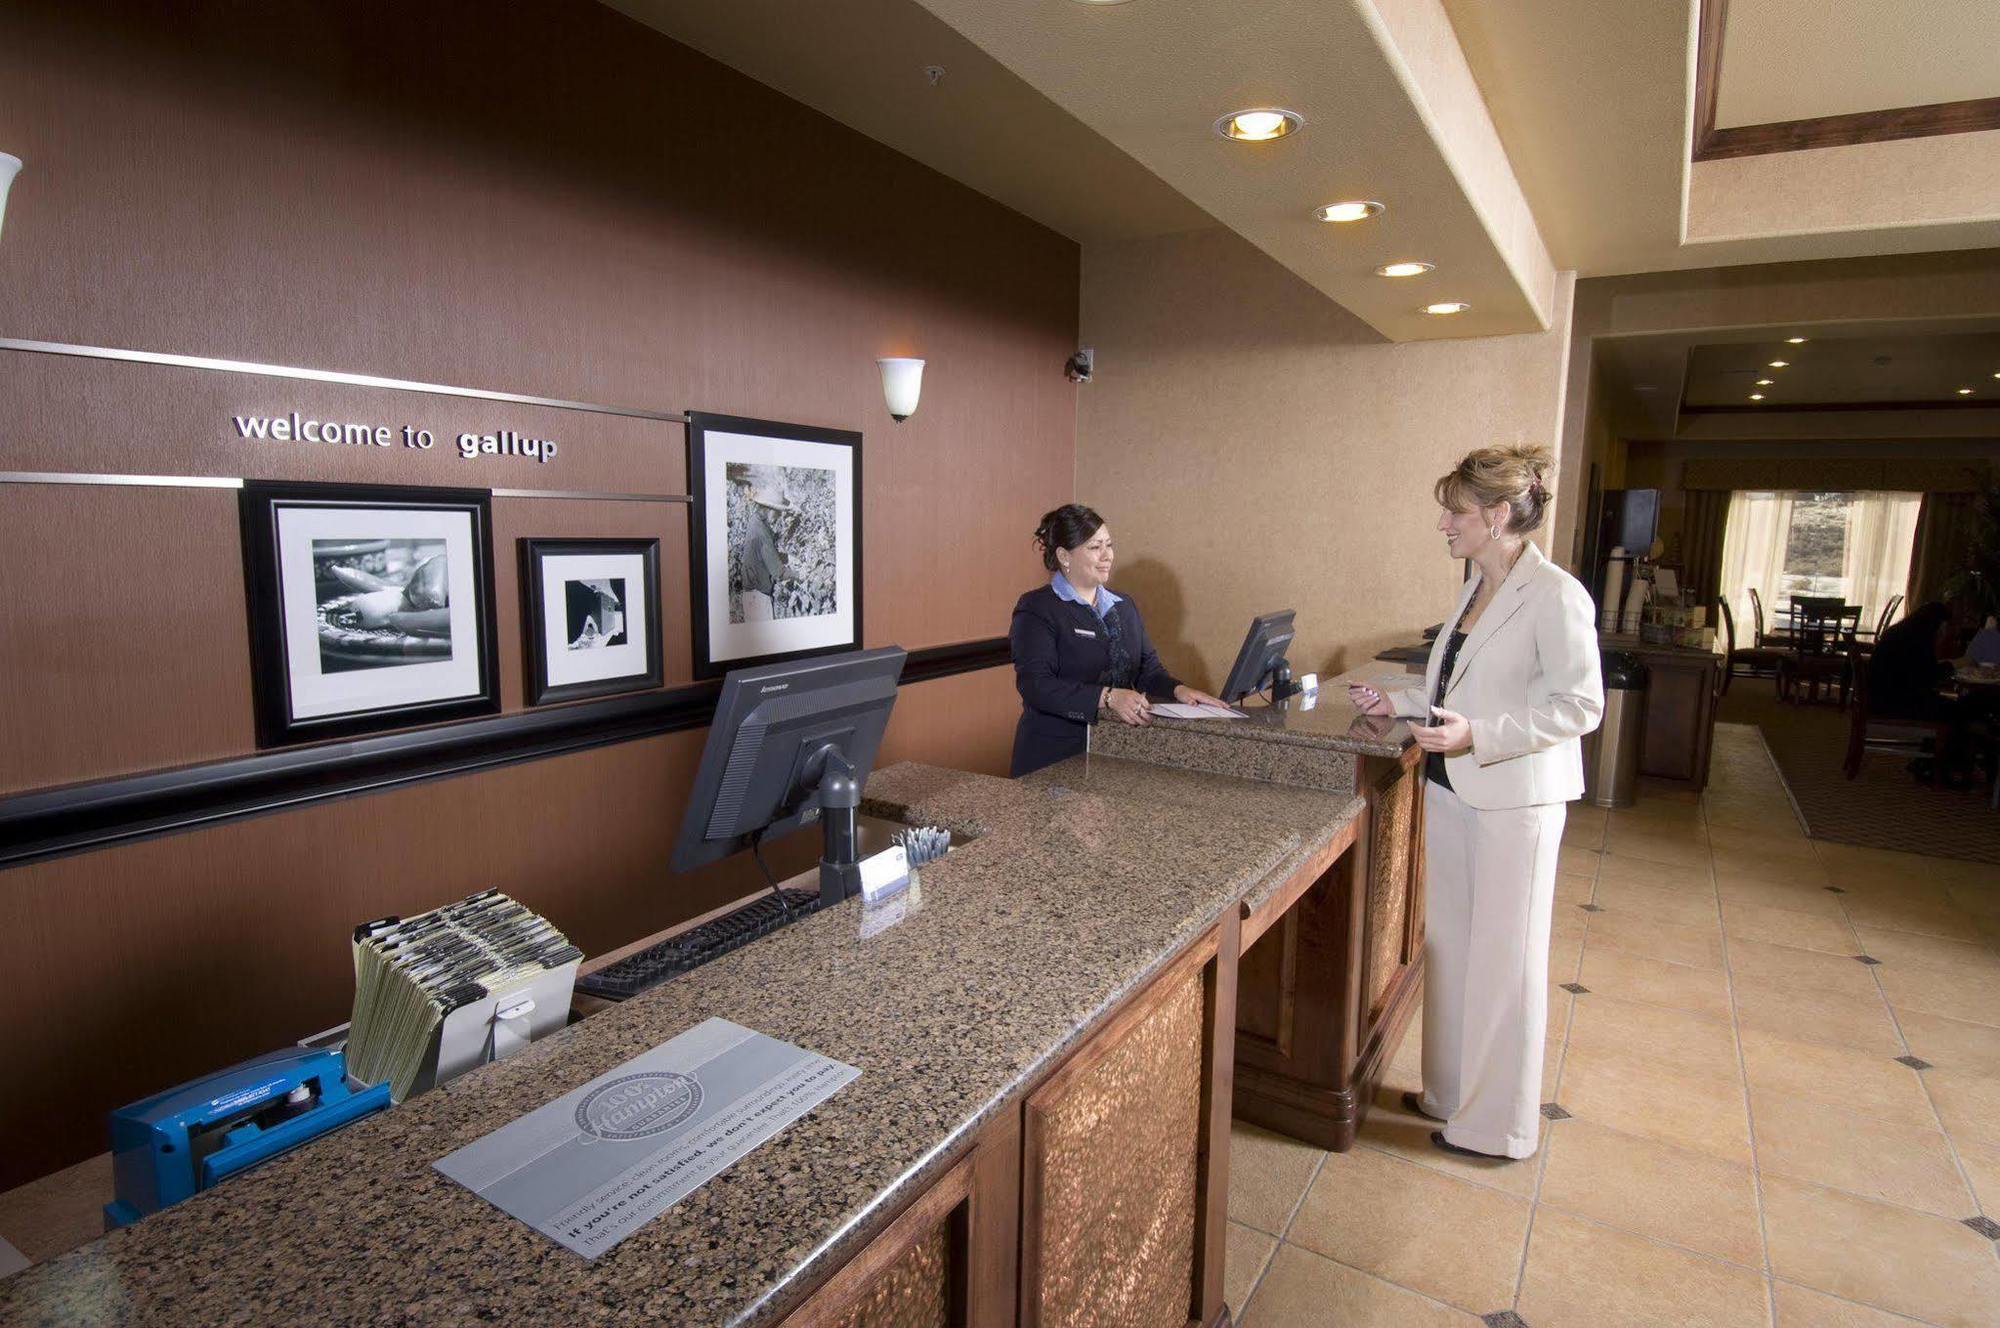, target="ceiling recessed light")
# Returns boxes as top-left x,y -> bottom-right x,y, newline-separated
1377,261 -> 1434,278
1215,108 -> 1302,142
1785,337 -> 1808,344
1313,200 -> 1383,223
1421,301 -> 1470,315
1768,360 -> 1789,368
1755,378 -> 1775,386
1749,393 -> 1765,401
1958,387 -> 1974,395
